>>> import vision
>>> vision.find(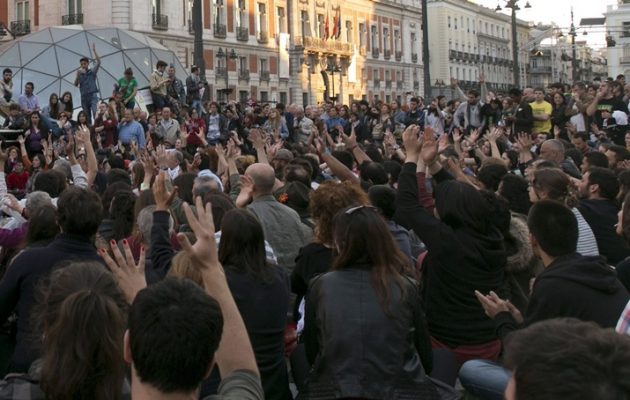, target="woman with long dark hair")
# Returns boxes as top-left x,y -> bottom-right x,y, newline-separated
301,205 -> 441,399
24,112 -> 49,157
0,262 -> 128,399
550,92 -> 570,141
41,93 -> 62,120
59,92 -> 73,114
